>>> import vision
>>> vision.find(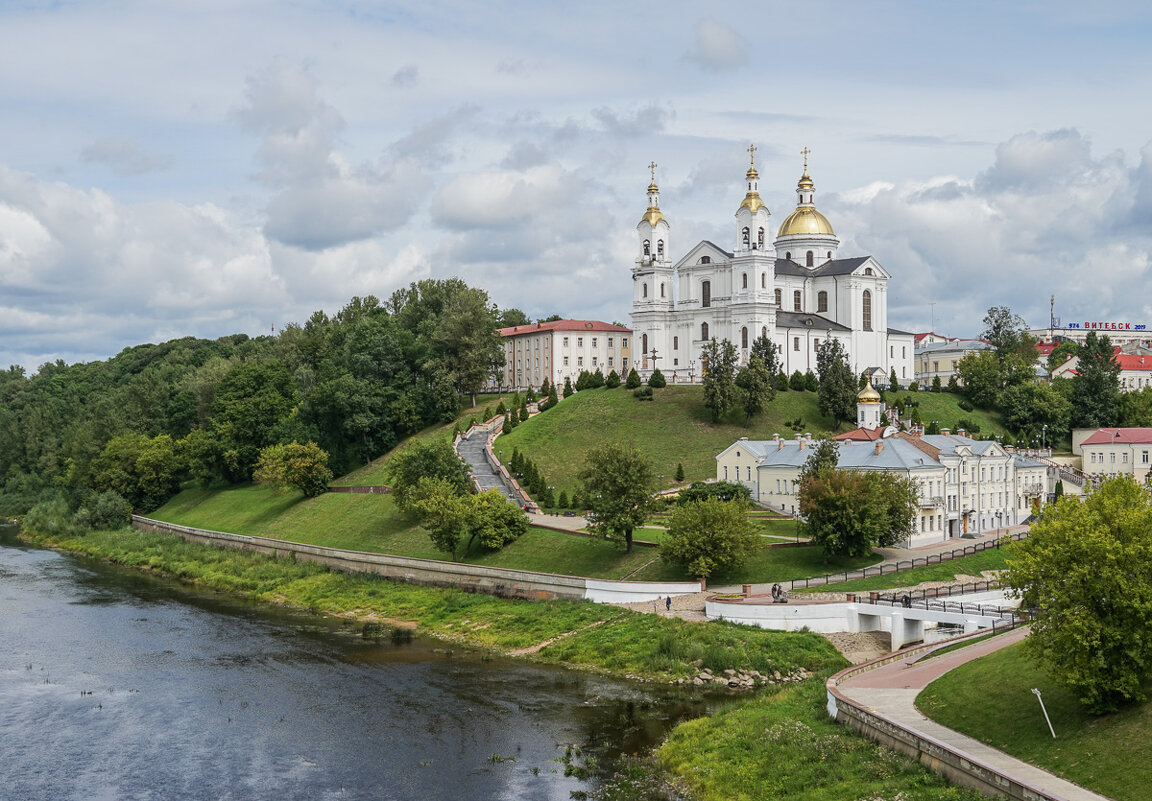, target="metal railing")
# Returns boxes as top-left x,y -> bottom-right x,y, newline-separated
787,530 -> 1028,591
